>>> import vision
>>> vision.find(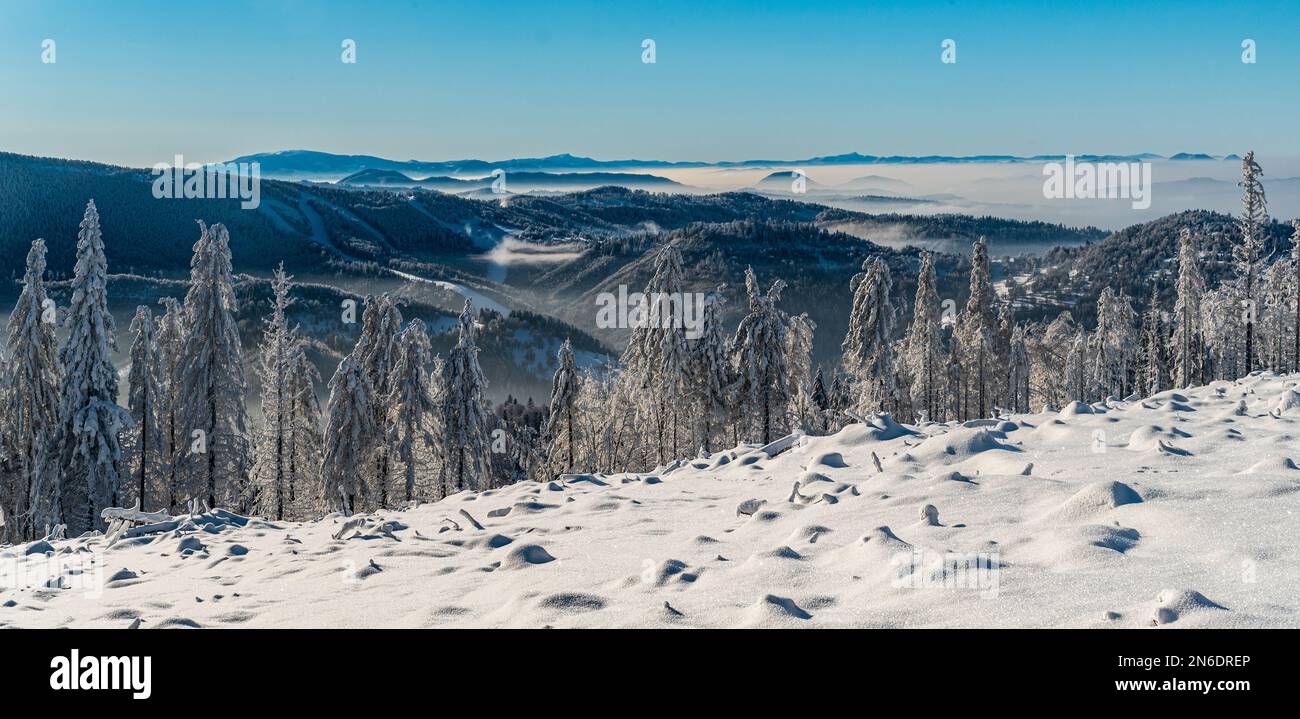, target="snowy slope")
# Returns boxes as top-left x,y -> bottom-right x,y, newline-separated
4,374 -> 1299,628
